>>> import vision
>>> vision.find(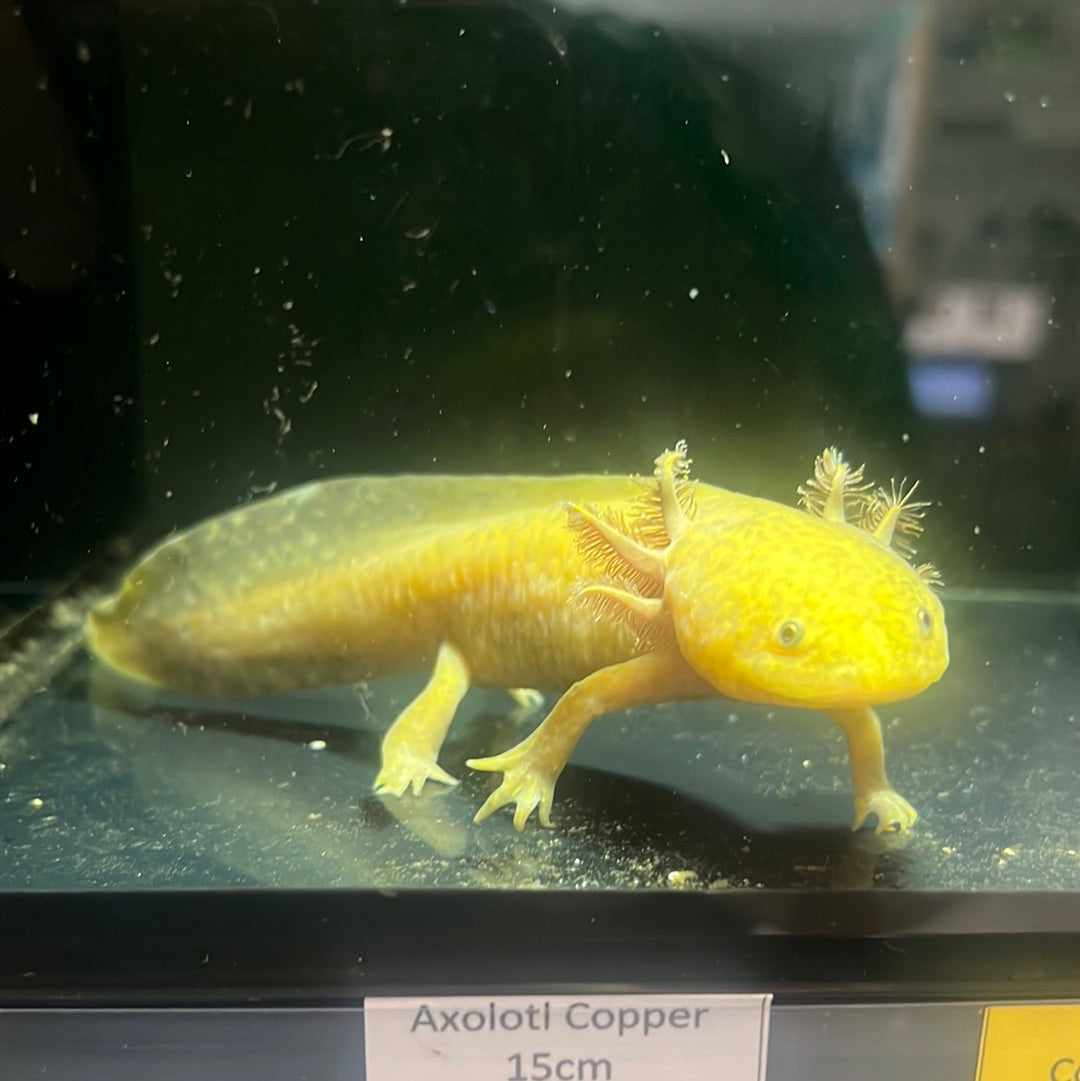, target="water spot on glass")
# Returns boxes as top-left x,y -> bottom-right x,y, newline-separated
1003,90 -> 1017,103
75,40 -> 90,63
